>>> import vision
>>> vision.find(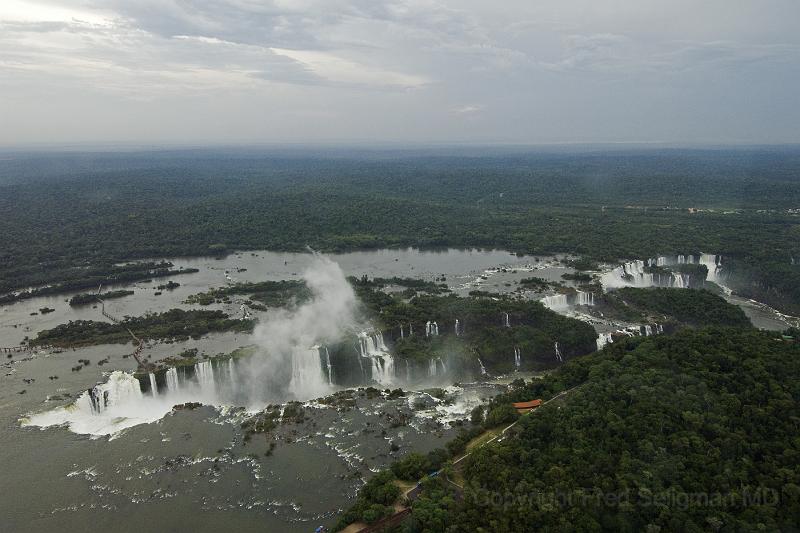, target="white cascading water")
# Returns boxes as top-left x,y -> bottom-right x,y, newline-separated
427,357 -> 447,377
644,325 -> 653,336
21,371 -> 175,436
596,333 -> 614,351
371,354 -> 395,384
425,321 -> 439,337
86,371 -> 144,414
324,346 -> 333,386
503,313 -> 510,328
289,346 -> 328,399
477,357 -> 487,376
603,259 -> 690,289
514,347 -> 521,370
454,319 -> 460,336
359,331 -> 395,385
554,342 -> 563,362
355,345 -> 365,378
699,253 -> 728,290
400,324 -> 404,339
576,291 -> 595,306
195,360 -> 216,396
165,367 -> 179,392
23,356 -> 247,437
542,294 -> 569,310
405,359 -> 411,381
227,358 -> 238,394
